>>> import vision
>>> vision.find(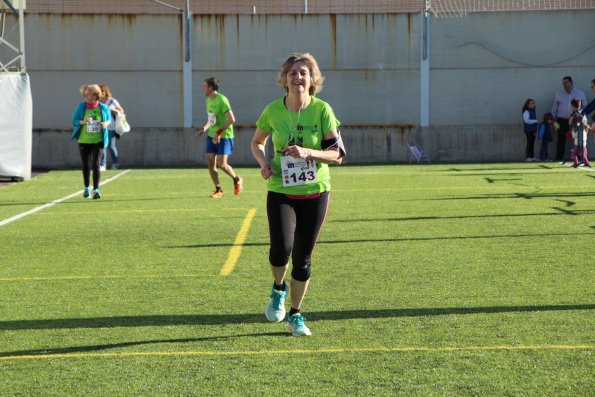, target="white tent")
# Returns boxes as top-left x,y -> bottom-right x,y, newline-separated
0,73 -> 32,180
1,1 -> 31,180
